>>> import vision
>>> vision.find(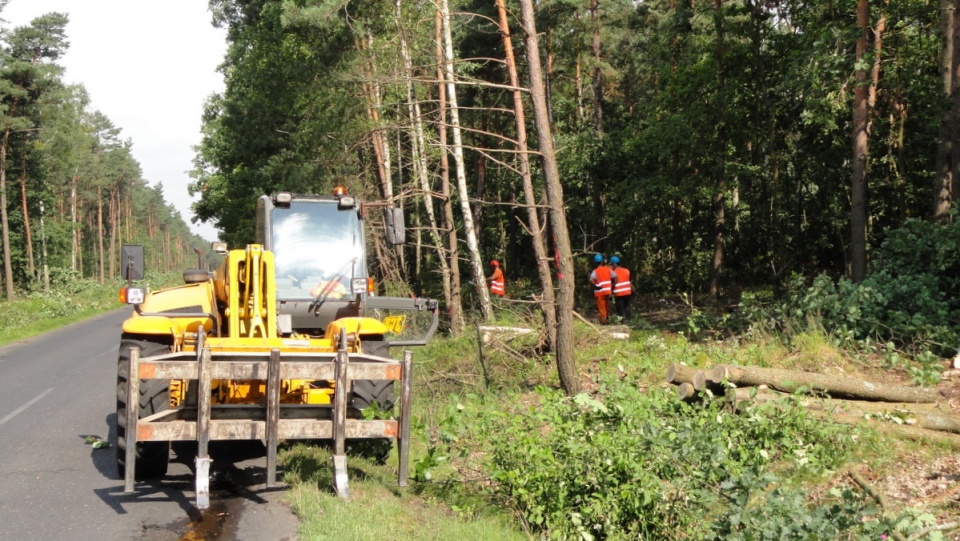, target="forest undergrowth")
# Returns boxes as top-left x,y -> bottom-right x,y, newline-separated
280,294 -> 960,541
